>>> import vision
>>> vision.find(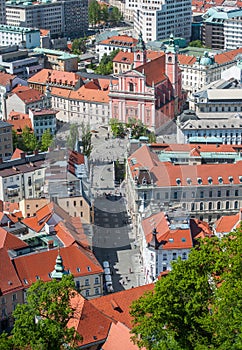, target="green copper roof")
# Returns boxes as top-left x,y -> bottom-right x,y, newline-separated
135,32 -> 146,51
165,33 -> 178,54
51,252 -> 68,280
